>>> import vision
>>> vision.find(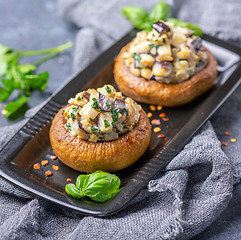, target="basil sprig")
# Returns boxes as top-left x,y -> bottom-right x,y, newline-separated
65,171 -> 122,202
121,1 -> 203,36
